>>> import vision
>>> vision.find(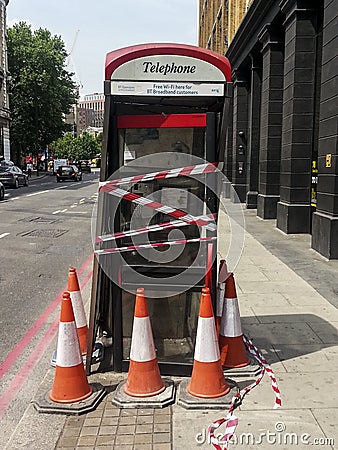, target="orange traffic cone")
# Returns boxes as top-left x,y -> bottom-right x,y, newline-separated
68,267 -> 88,355
187,287 -> 230,398
205,243 -> 214,290
124,288 -> 165,397
219,273 -> 250,368
216,260 -> 229,336
49,292 -> 92,403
